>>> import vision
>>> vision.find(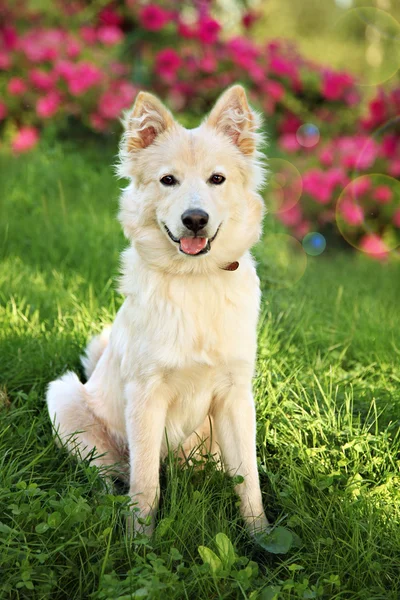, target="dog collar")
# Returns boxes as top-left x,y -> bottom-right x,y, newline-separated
222,261 -> 239,271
